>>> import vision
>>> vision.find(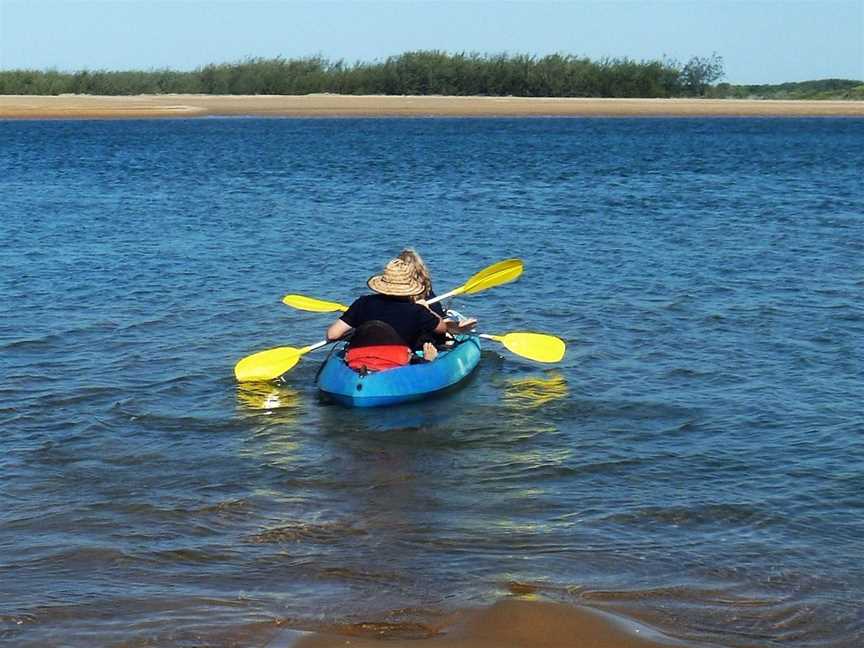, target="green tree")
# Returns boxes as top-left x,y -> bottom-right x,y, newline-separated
680,53 -> 724,96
